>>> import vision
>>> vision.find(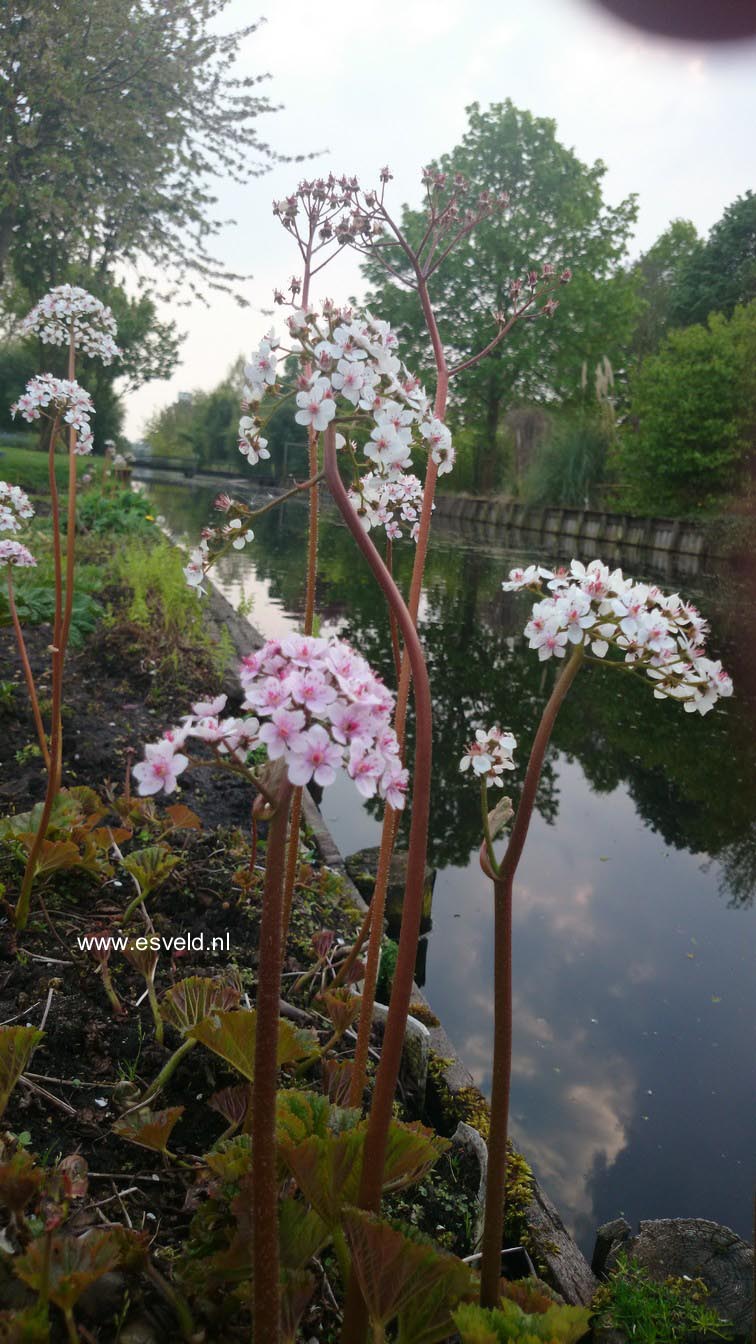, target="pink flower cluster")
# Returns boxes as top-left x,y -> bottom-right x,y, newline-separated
11,376 -> 95,454
503,558 -> 733,716
22,285 -> 120,363
459,726 -> 516,787
135,637 -> 408,808
0,539 -> 36,568
0,481 -> 34,534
